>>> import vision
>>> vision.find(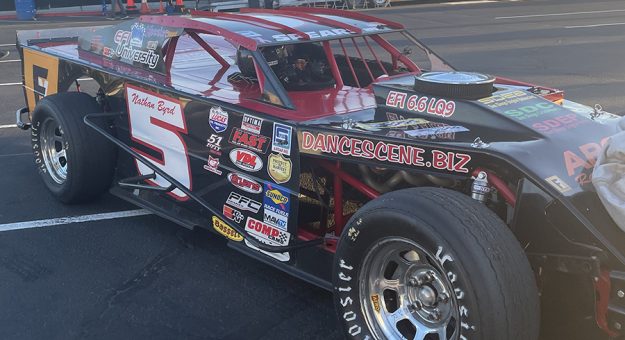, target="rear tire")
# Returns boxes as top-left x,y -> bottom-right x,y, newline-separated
333,187 -> 539,339
30,92 -> 116,203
